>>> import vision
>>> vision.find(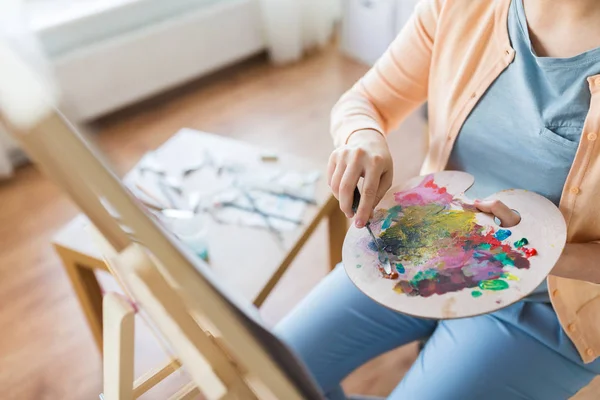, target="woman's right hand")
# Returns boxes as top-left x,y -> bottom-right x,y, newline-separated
327,129 -> 393,229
